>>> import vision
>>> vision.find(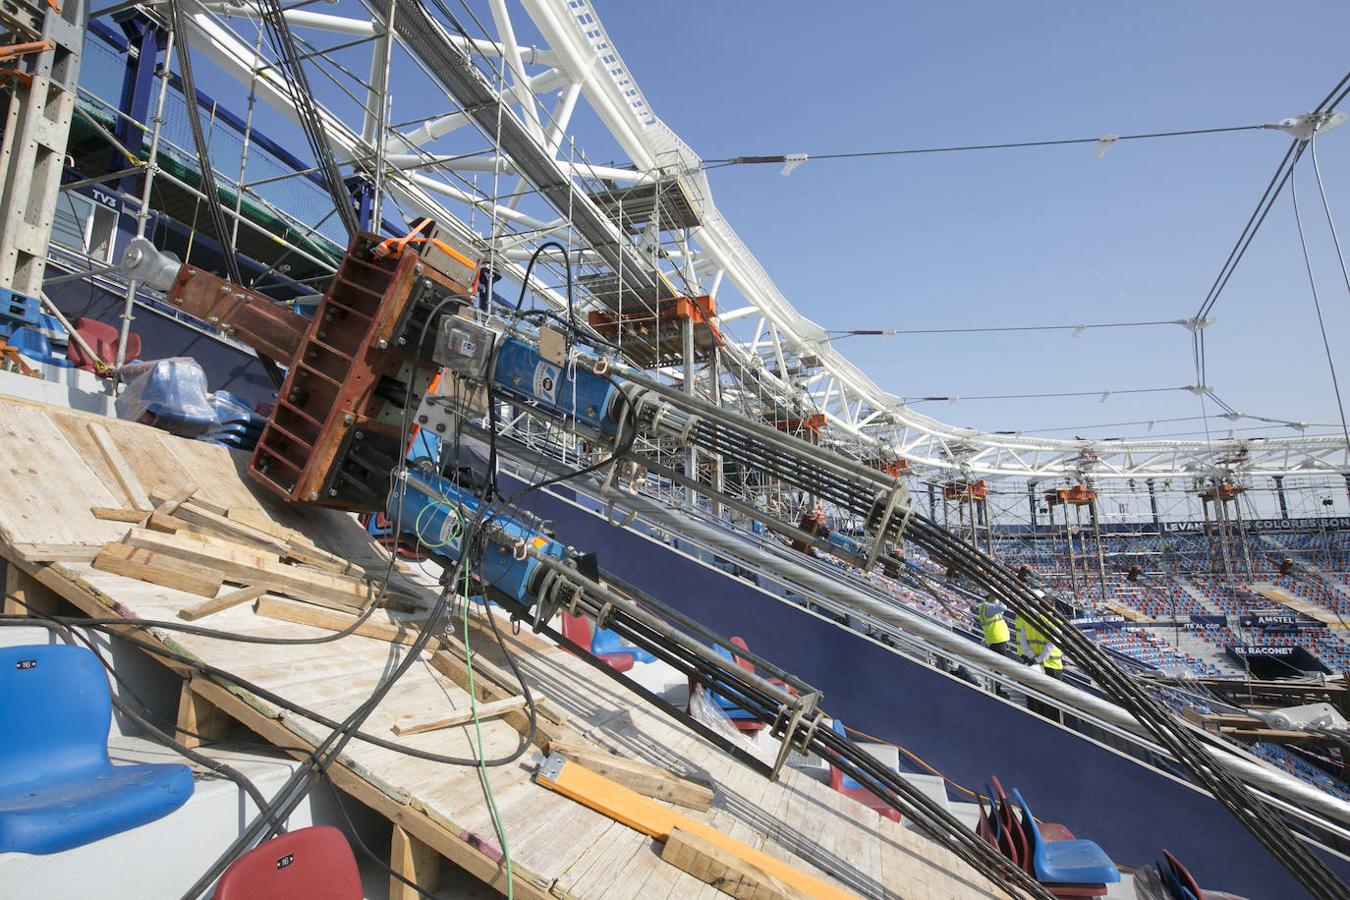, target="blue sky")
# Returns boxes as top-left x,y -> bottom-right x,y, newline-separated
579,1 -> 1350,442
